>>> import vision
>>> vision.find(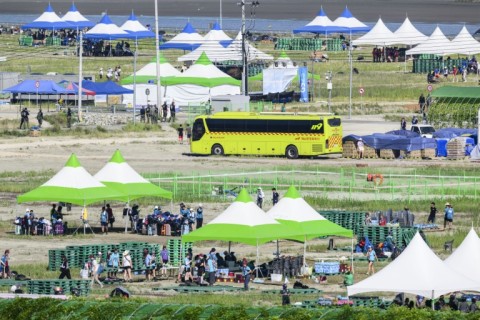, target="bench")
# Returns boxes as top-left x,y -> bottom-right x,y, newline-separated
444,240 -> 454,252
